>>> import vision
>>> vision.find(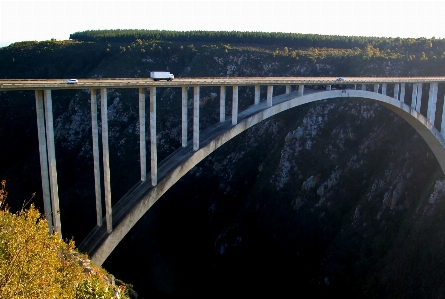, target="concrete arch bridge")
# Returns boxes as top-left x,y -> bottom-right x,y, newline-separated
1,77 -> 445,265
